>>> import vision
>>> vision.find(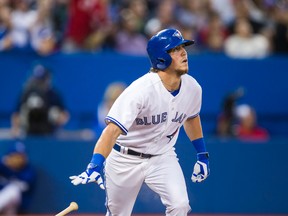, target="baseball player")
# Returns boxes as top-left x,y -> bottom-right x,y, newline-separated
70,28 -> 210,216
